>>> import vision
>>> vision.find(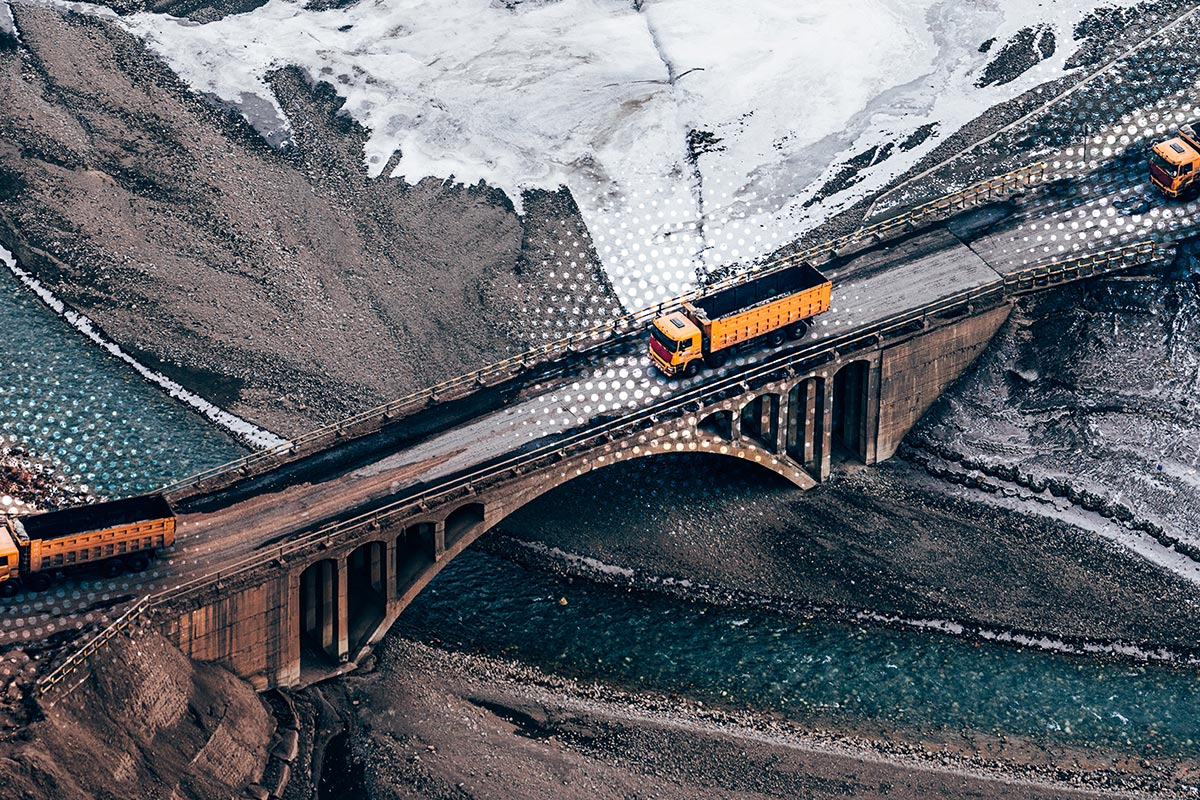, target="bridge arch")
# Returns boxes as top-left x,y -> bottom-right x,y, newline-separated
292,435 -> 820,688
387,448 -> 804,616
